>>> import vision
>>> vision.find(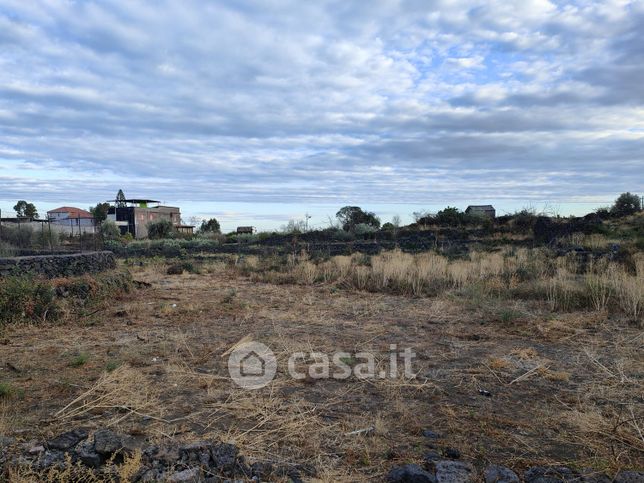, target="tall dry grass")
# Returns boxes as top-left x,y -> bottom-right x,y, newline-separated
256,248 -> 643,317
